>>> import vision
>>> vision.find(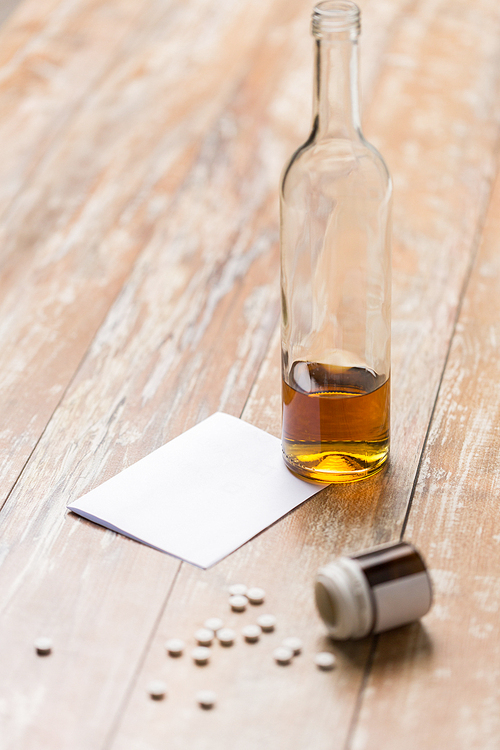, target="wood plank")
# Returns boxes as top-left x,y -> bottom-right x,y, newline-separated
0,0 -> 287,505
108,0 -> 500,748
0,0 -> 412,505
0,0 -> 309,747
0,0 -> 498,749
349,137 -> 500,750
0,0 -> 157,497
0,0 -> 151,226
0,0 -> 410,744
0,0 -> 24,27
107,5 -> 498,750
